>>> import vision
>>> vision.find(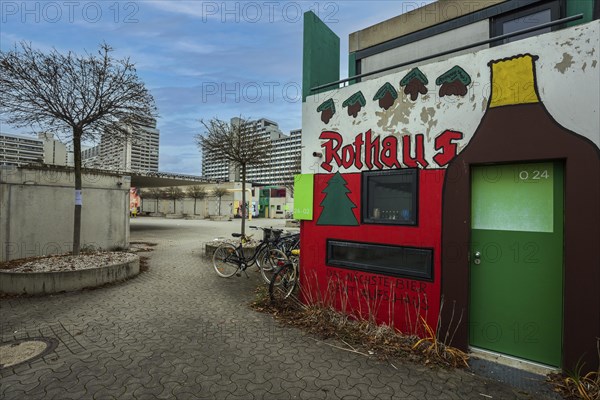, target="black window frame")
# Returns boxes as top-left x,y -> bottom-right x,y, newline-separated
361,168 -> 418,226
490,0 -> 563,47
326,239 -> 434,281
